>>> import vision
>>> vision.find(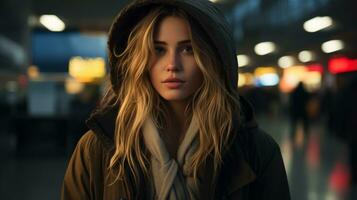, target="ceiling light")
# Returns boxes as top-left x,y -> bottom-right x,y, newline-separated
303,16 -> 333,32
237,54 -> 250,67
39,15 -> 65,32
298,50 -> 315,63
254,42 -> 276,55
321,40 -> 344,53
278,56 -> 295,68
